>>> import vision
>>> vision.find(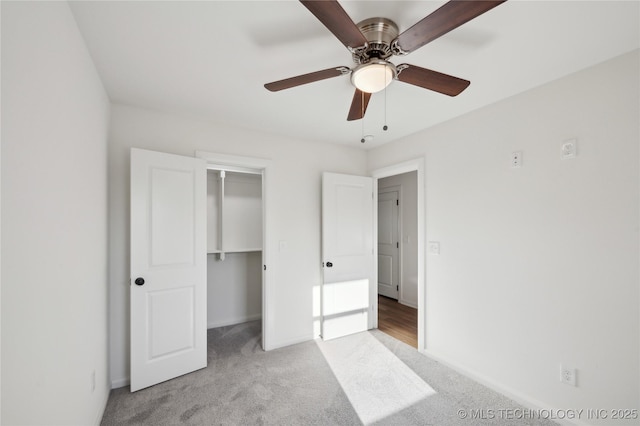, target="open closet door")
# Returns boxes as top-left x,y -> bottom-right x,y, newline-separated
321,172 -> 374,340
130,148 -> 207,392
